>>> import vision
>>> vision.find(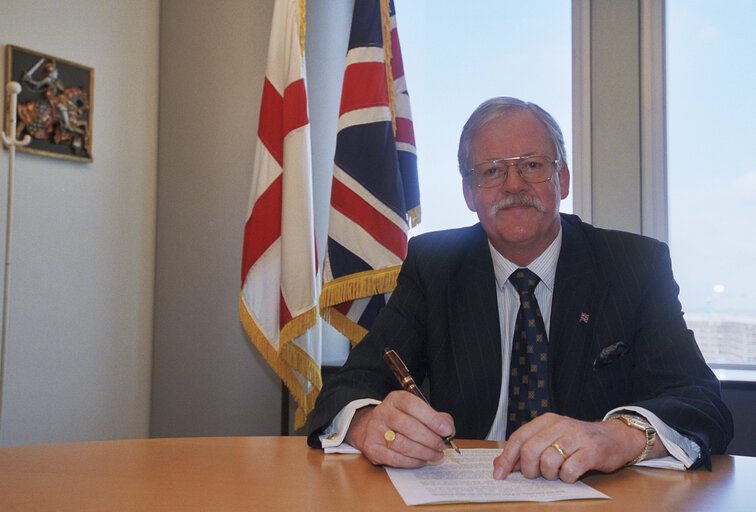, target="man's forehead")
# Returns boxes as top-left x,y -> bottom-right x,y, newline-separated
471,112 -> 552,158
